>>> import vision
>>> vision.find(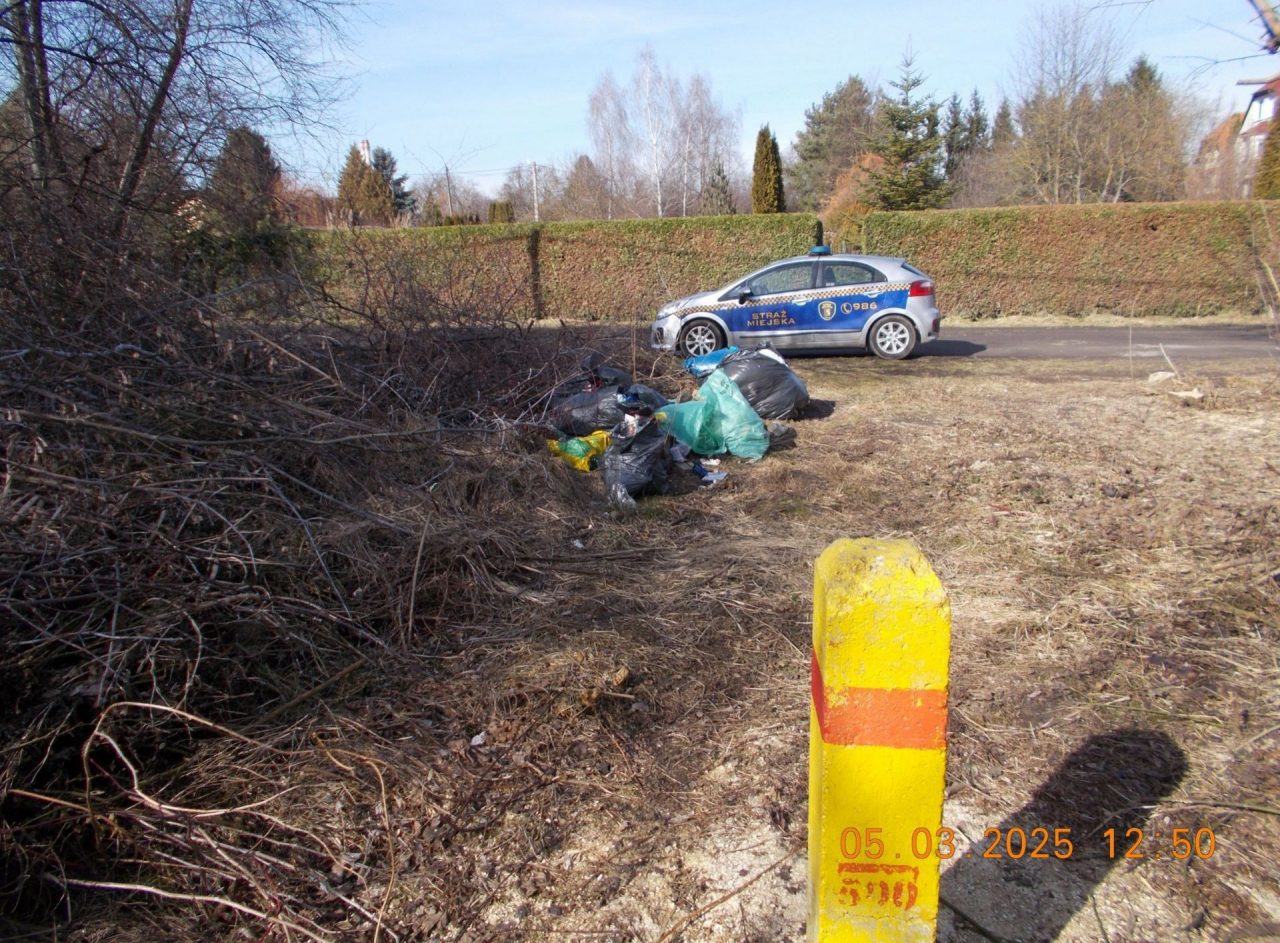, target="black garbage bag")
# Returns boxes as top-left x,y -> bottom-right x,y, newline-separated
549,352 -> 633,406
602,419 -> 670,509
718,348 -> 810,420
550,383 -> 669,437
551,365 -> 634,404
551,386 -> 625,436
